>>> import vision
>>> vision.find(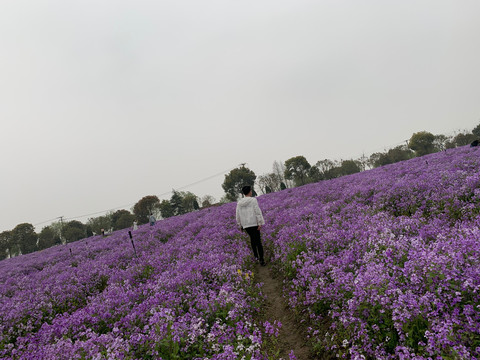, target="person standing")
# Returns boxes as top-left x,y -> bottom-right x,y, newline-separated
149,214 -> 156,226
236,185 -> 266,266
